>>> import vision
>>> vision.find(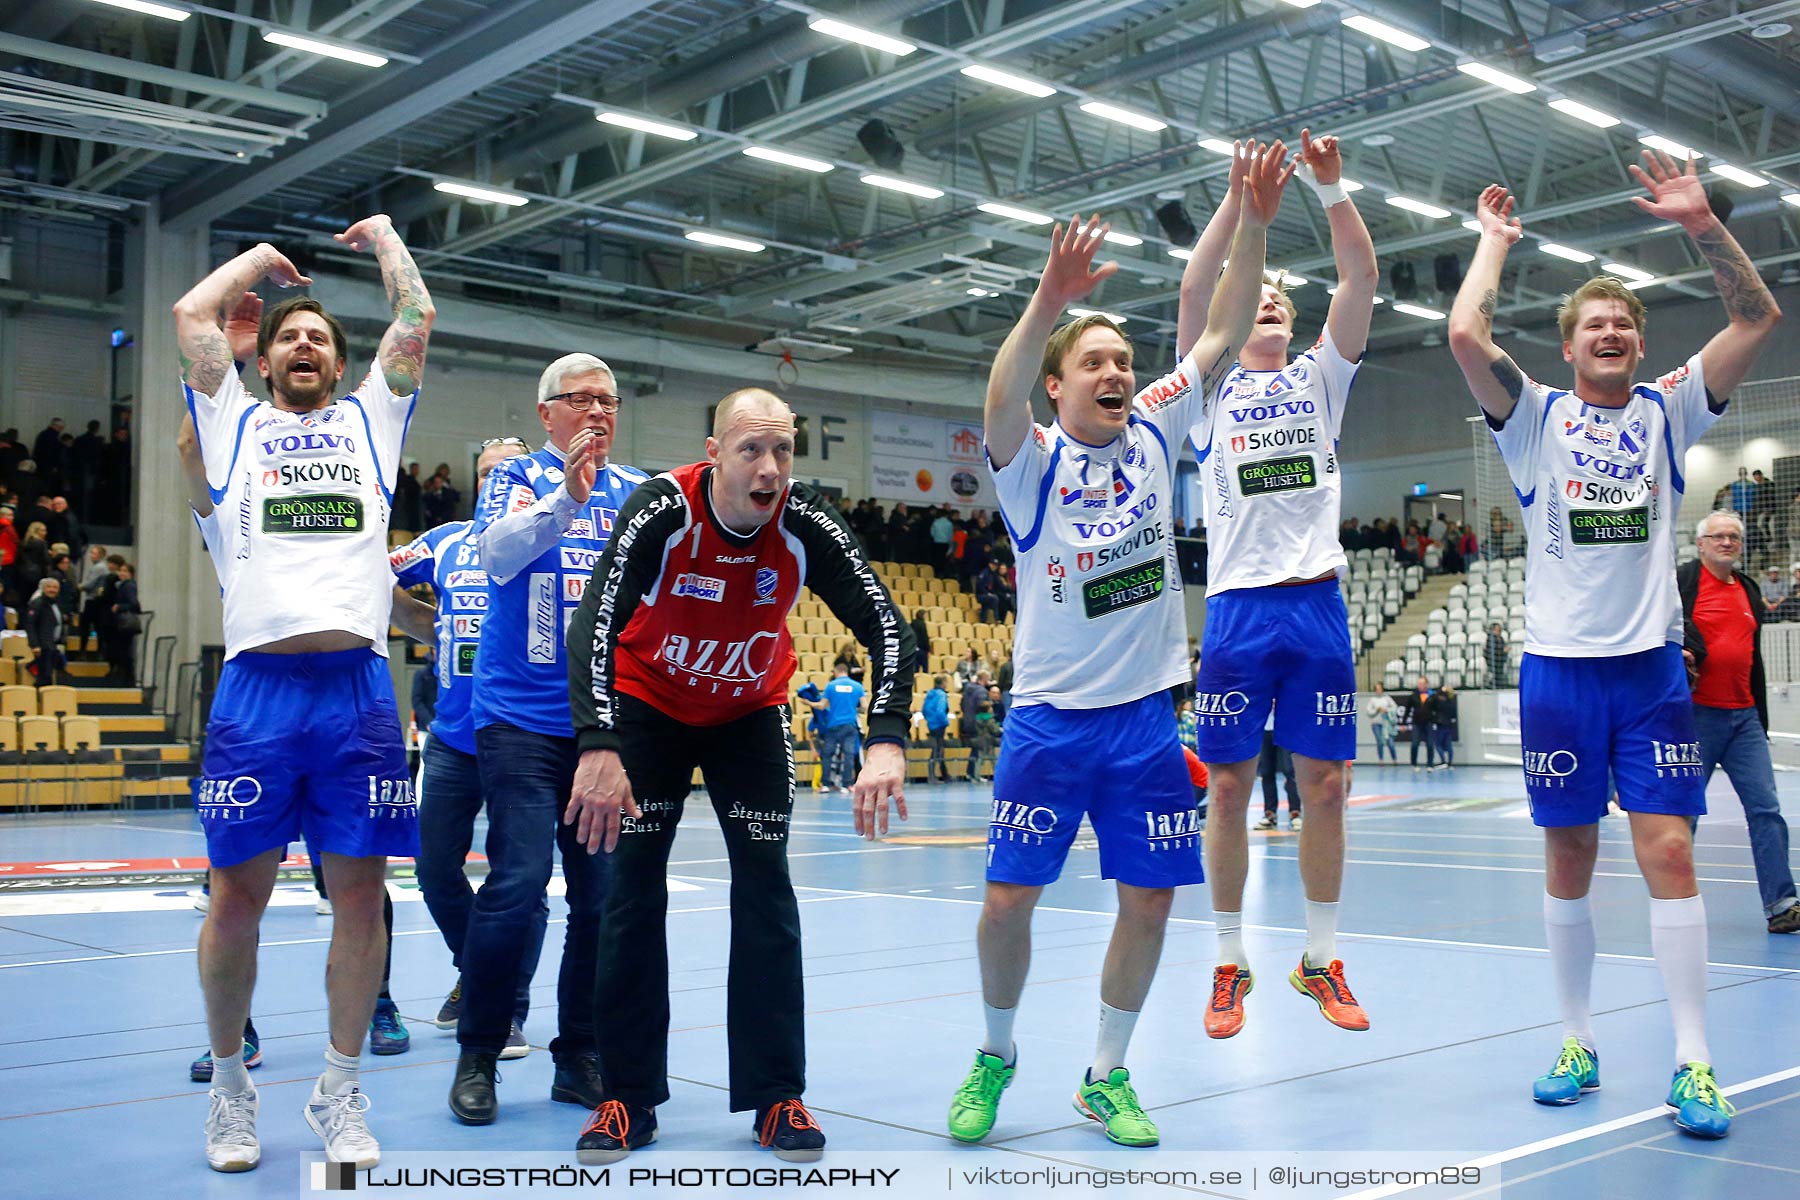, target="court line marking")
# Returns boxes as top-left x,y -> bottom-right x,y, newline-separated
1340,1068 -> 1800,1199
1260,853 -> 1760,885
